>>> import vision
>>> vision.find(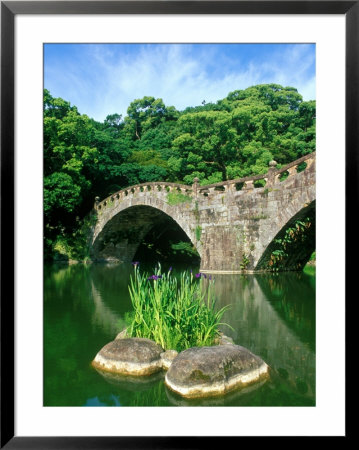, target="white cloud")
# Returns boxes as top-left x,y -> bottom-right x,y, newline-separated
45,44 -> 315,122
